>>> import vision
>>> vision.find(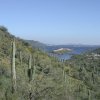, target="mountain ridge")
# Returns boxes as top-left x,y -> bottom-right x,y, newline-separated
26,40 -> 46,49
